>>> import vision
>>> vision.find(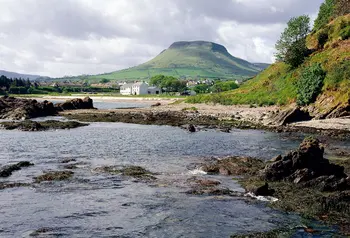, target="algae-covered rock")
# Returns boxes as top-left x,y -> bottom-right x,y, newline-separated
34,171 -> 74,183
93,165 -> 157,182
0,120 -> 88,131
